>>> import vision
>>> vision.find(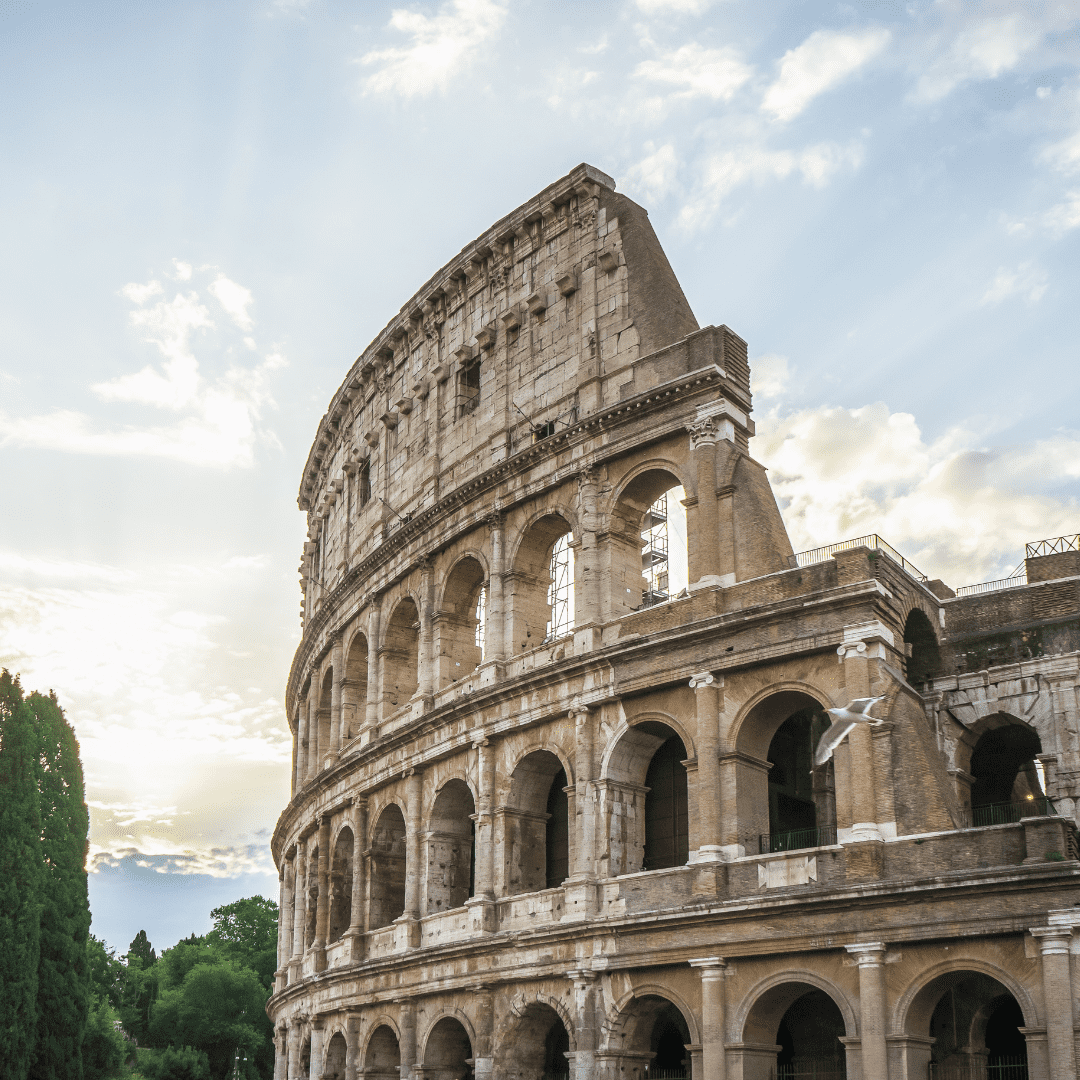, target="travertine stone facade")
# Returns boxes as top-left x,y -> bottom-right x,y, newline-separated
269,165 -> 1080,1080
